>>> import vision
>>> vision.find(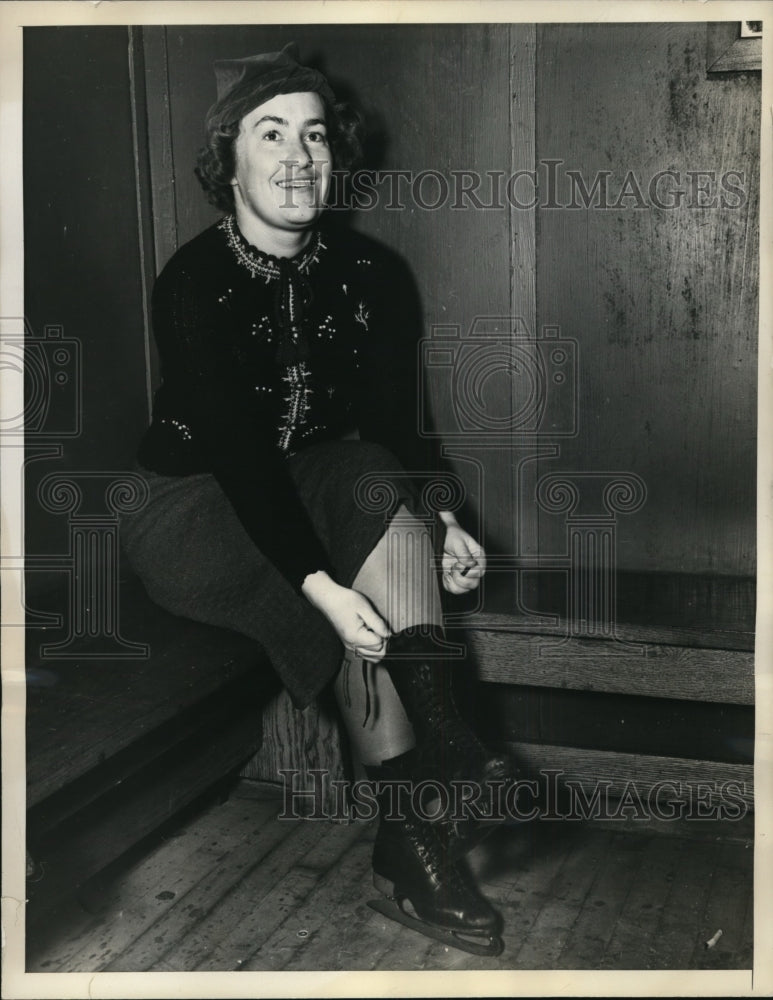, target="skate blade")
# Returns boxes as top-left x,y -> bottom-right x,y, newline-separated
367,897 -> 504,958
